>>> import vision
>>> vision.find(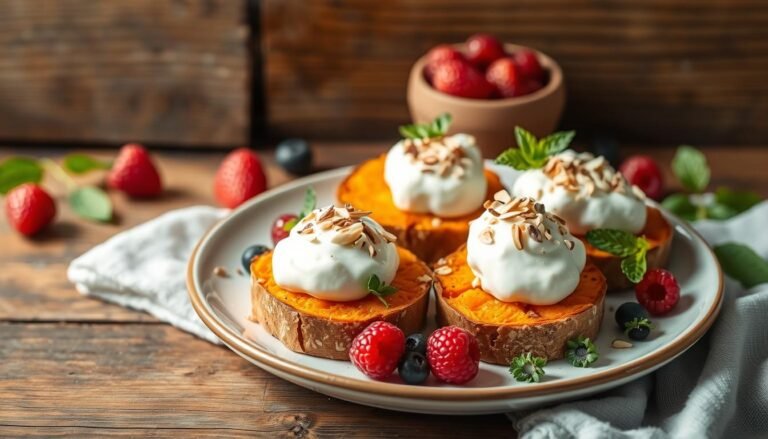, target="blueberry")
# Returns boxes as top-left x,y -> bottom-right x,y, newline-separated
241,244 -> 270,272
276,138 -> 313,175
615,302 -> 653,341
405,333 -> 427,355
398,351 -> 430,385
